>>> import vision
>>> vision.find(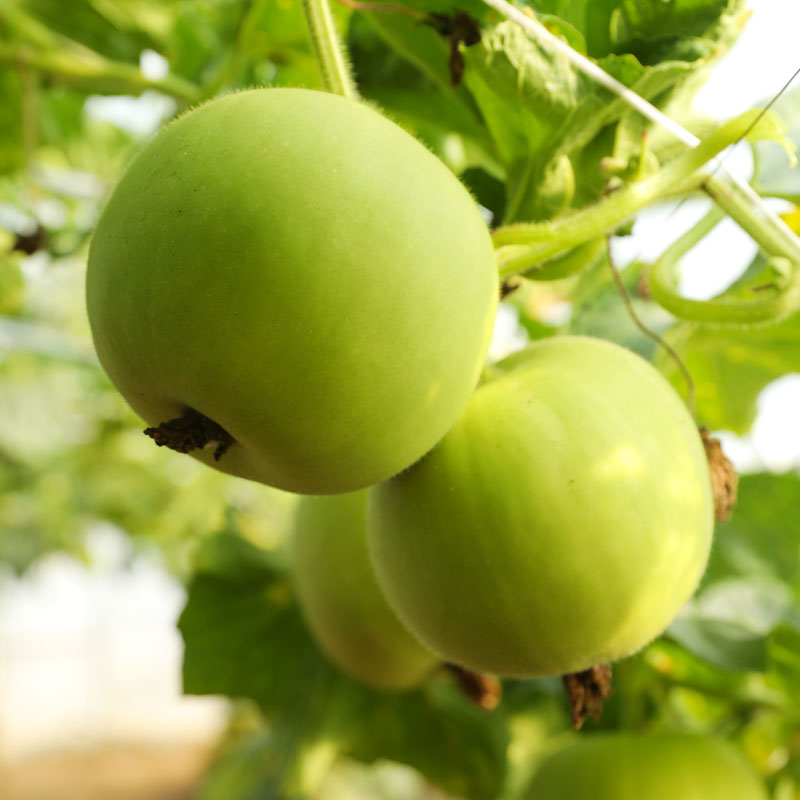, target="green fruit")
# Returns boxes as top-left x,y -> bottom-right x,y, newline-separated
86,88 -> 497,494
369,336 -> 714,677
292,490 -> 438,690
525,733 -> 768,800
